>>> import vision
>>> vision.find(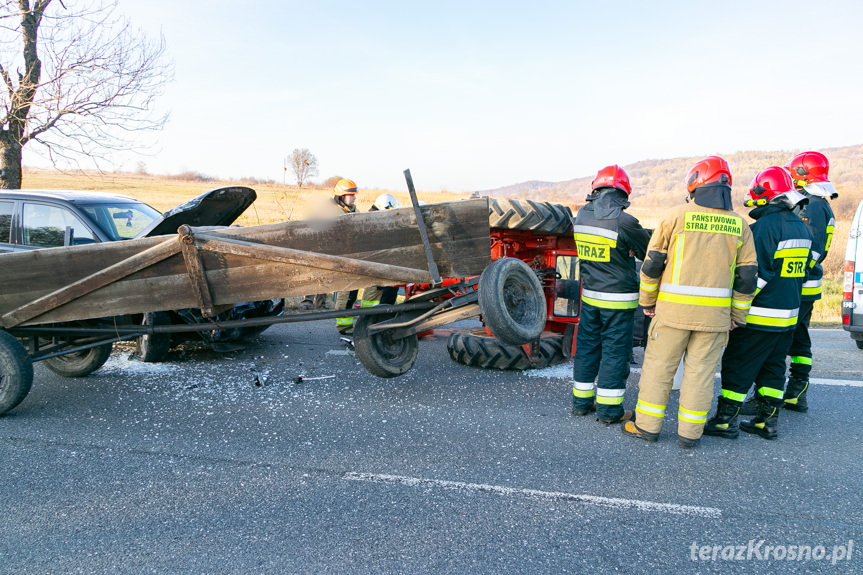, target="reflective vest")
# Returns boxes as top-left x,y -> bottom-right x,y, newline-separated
639,204 -> 758,332
572,202 -> 651,311
746,205 -> 812,331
